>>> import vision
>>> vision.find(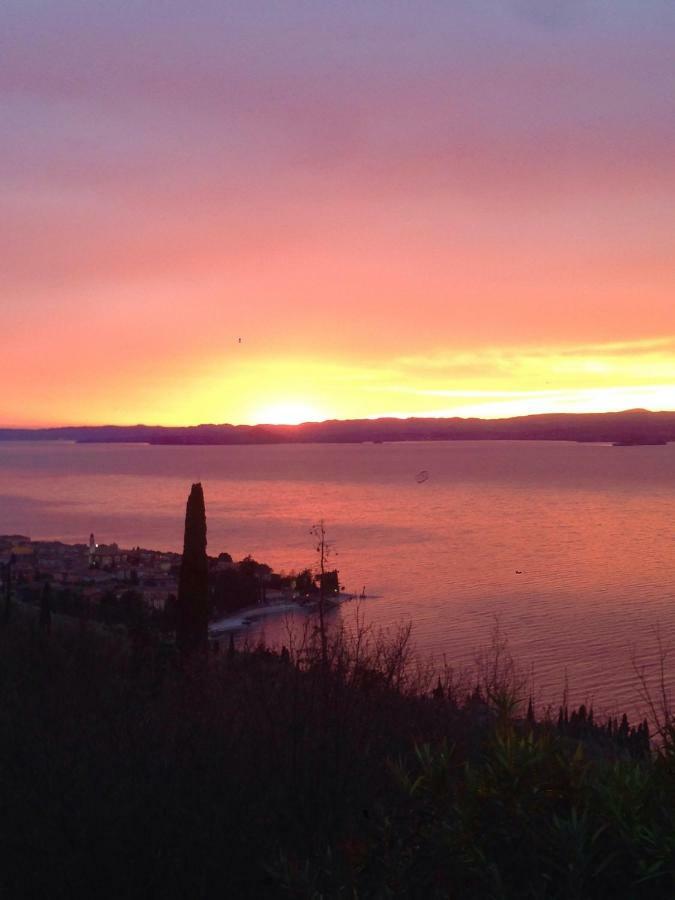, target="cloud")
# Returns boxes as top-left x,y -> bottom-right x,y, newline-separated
397,337 -> 675,372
